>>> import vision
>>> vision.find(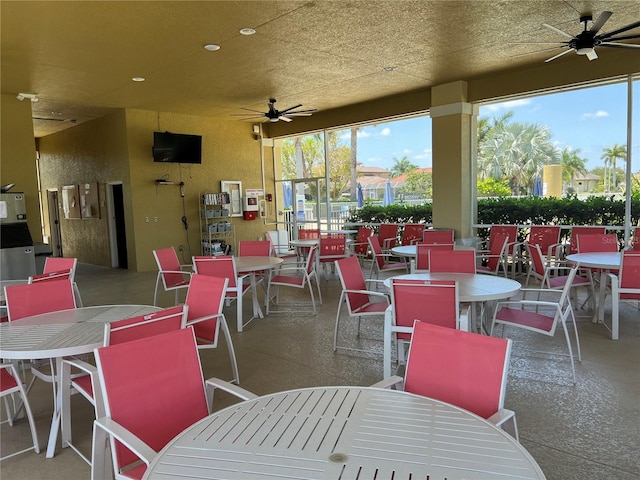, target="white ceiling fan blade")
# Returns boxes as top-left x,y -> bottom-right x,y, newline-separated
543,23 -> 575,39
279,116 -> 293,122
586,49 -> 598,61
601,41 -> 640,48
545,48 -> 573,62
286,112 -> 314,117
